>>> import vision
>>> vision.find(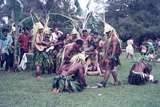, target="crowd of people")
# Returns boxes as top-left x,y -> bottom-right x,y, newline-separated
0,21 -> 159,93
